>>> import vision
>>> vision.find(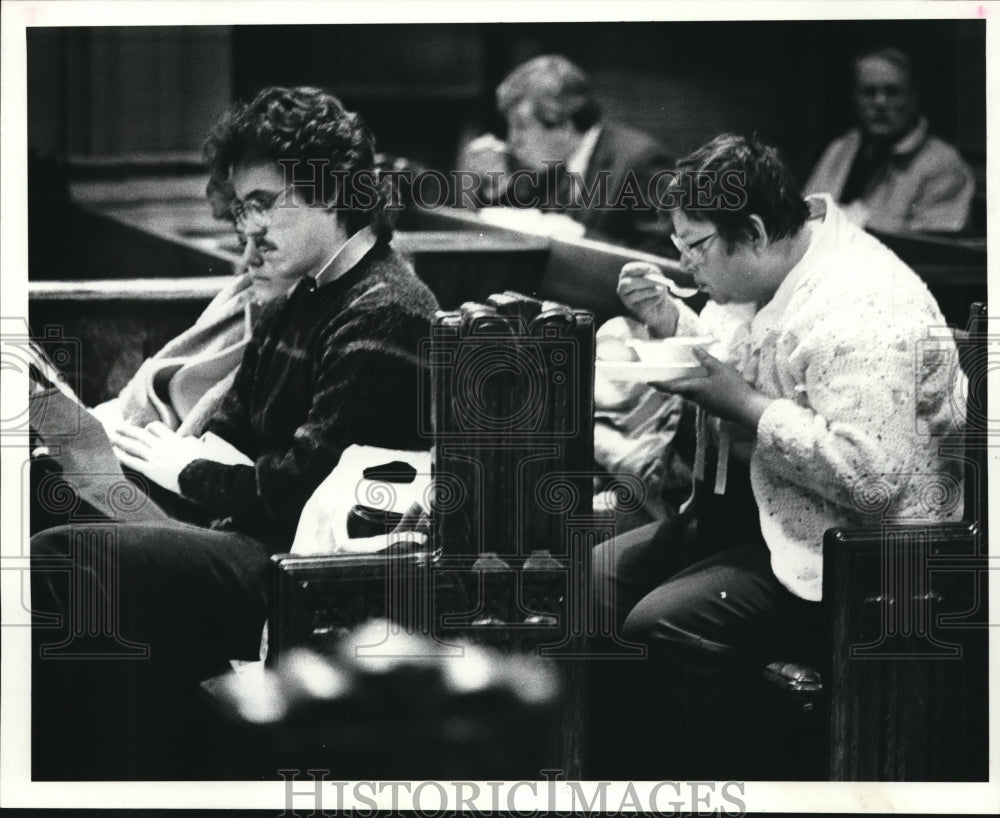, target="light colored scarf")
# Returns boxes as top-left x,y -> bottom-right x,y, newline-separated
108,273 -> 256,436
